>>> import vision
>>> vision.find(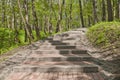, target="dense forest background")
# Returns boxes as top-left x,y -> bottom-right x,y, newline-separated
0,0 -> 120,54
